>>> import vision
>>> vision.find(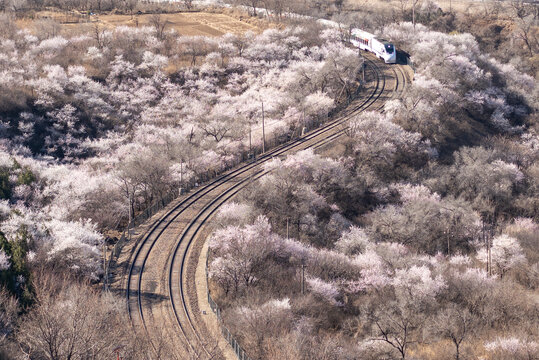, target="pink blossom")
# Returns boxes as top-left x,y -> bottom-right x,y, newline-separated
393,265 -> 446,300
0,249 -> 10,271
485,337 -> 539,358
306,276 -> 341,305
477,234 -> 527,276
